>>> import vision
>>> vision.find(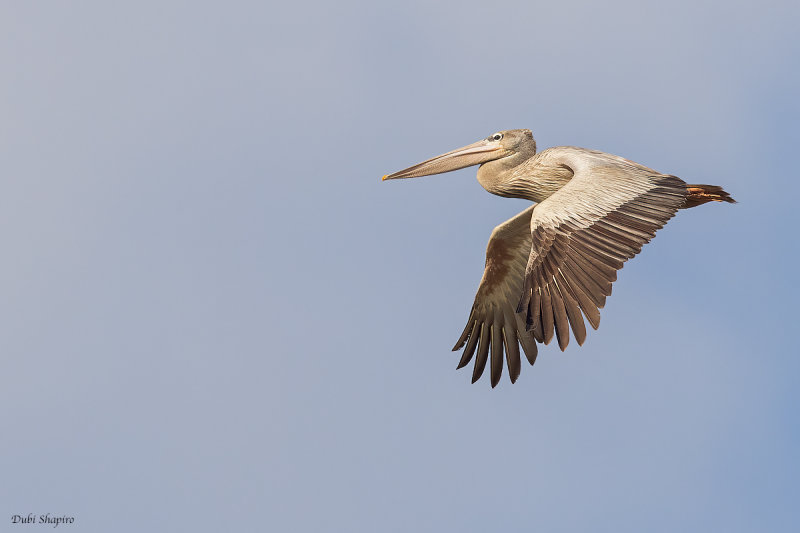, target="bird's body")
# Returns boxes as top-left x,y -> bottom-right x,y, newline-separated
383,129 -> 734,387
